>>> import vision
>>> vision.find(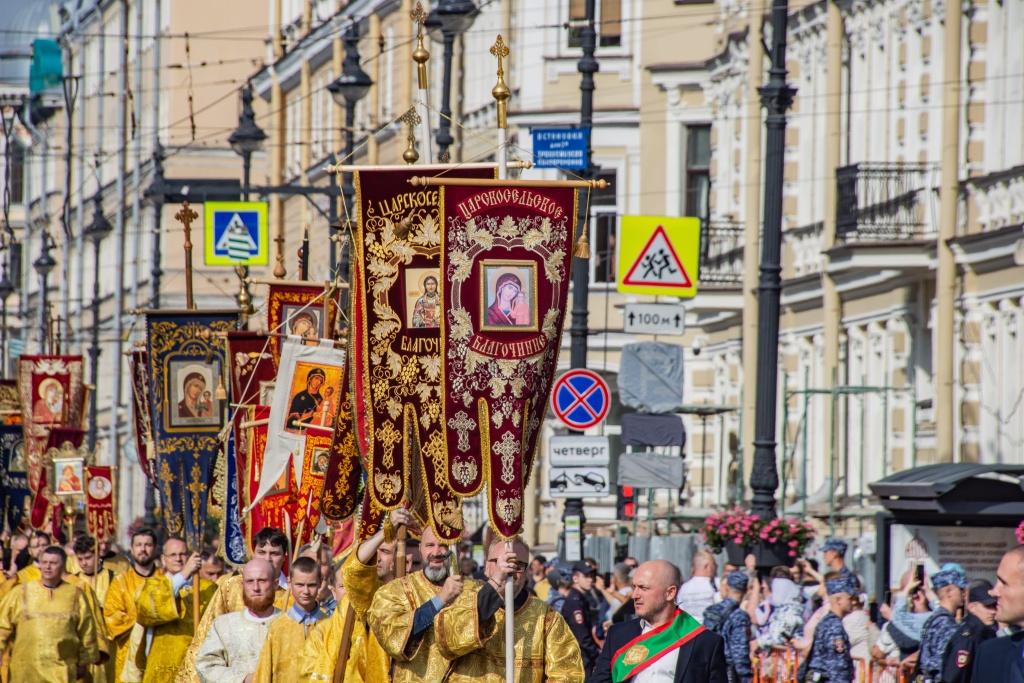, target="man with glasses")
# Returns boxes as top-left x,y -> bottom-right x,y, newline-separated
433,536 -> 585,683
561,561 -> 601,676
